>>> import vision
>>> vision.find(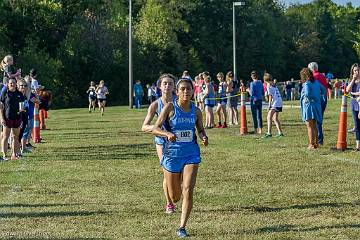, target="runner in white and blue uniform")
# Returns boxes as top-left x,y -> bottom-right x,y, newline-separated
142,73 -> 176,214
87,81 -> 97,113
152,78 -> 208,238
